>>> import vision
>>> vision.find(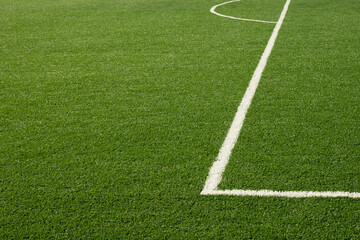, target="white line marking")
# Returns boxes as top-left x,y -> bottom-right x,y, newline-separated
210,0 -> 277,24
202,0 -> 359,199
202,0 -> 291,195
203,189 -> 360,198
